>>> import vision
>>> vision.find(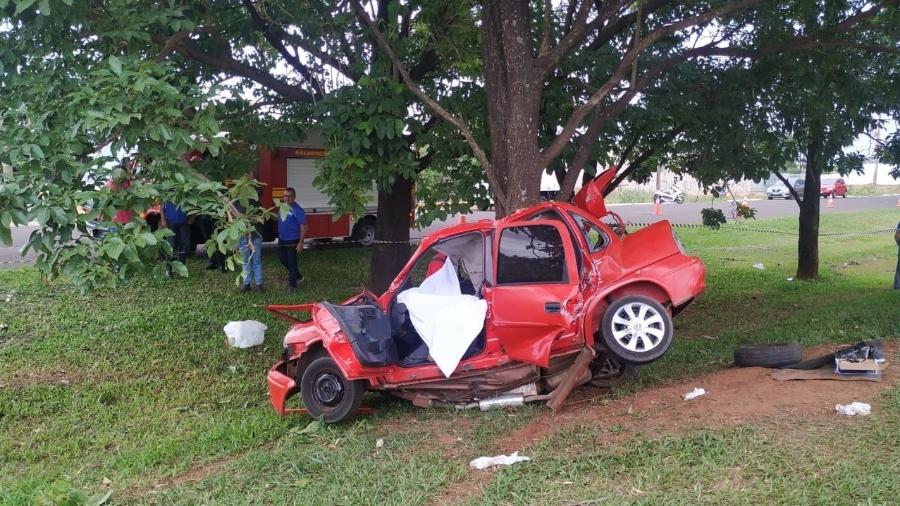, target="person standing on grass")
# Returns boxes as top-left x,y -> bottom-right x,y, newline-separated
277,187 -> 307,293
236,197 -> 265,293
159,200 -> 192,274
894,220 -> 900,290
